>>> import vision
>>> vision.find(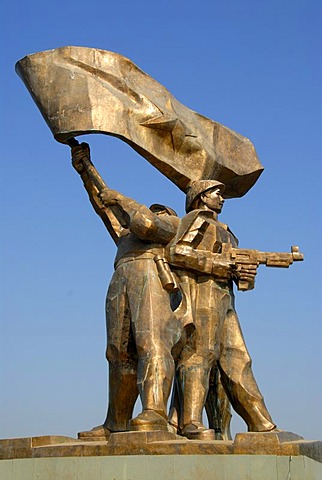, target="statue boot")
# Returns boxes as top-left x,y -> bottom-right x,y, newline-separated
78,363 -> 138,440
78,424 -> 111,441
104,363 -> 139,432
129,355 -> 173,432
178,363 -> 215,440
129,410 -> 168,431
